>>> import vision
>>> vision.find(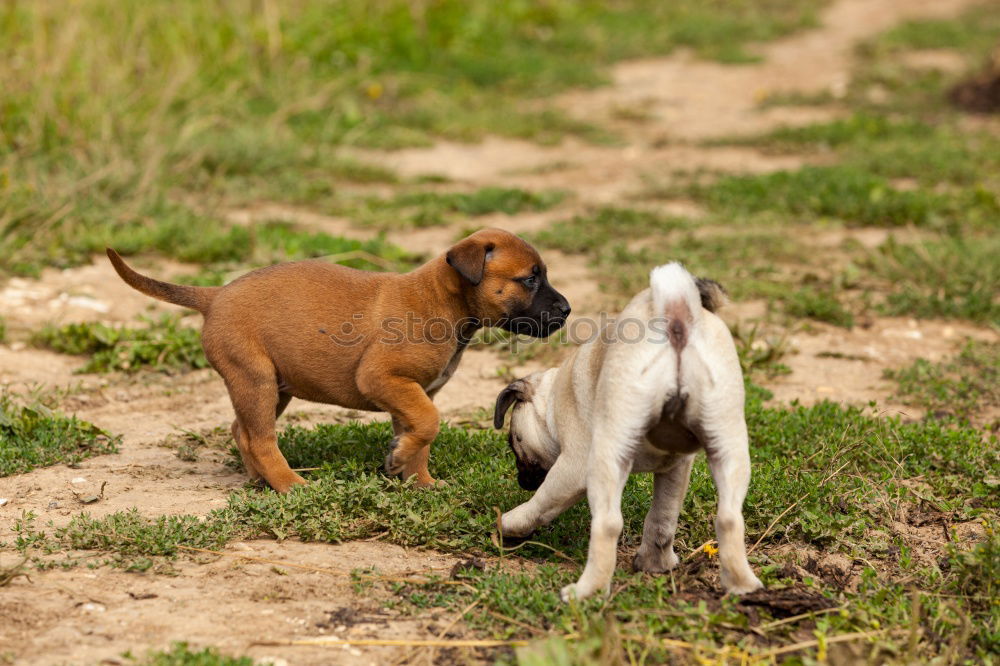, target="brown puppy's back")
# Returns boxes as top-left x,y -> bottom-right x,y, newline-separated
202,260 -> 392,409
